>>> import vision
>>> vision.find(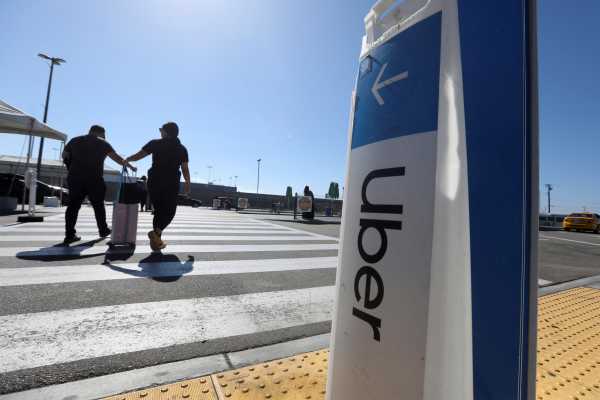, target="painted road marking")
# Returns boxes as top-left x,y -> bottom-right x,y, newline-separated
0,228 -> 294,234
0,257 -> 338,286
4,221 -> 267,227
540,235 -> 600,247
0,286 -> 335,373
5,243 -> 339,258
0,234 -> 333,242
